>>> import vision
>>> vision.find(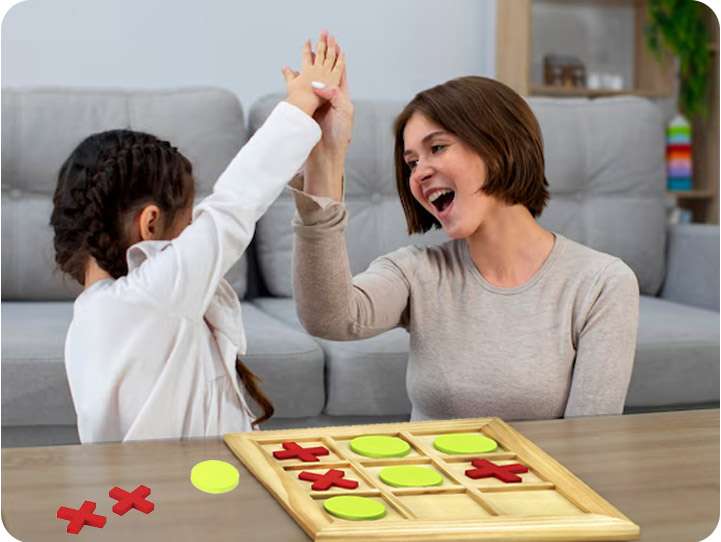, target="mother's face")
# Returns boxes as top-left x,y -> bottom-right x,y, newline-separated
402,112 -> 493,240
